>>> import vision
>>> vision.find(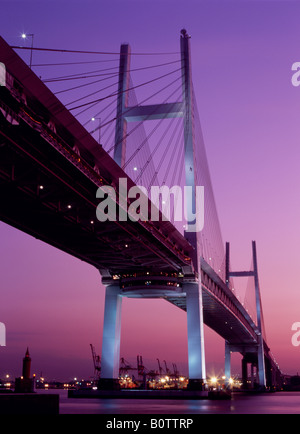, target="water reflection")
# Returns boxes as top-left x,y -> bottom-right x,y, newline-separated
39,390 -> 300,414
